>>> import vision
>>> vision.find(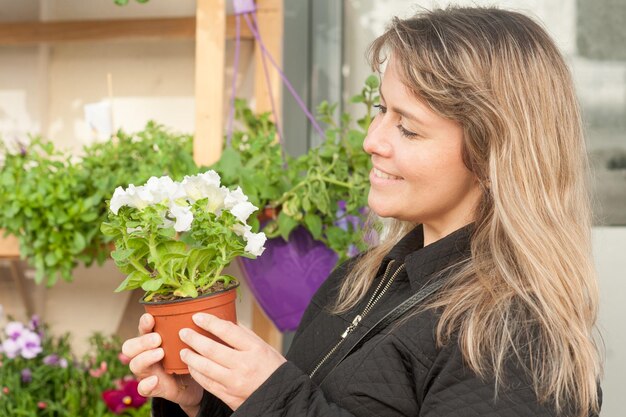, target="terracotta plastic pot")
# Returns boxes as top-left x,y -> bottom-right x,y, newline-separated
141,284 -> 239,374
